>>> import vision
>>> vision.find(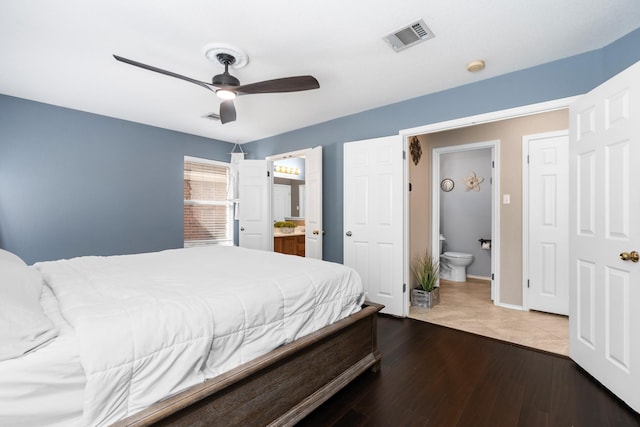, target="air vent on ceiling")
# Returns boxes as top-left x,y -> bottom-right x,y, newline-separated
383,19 -> 435,52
